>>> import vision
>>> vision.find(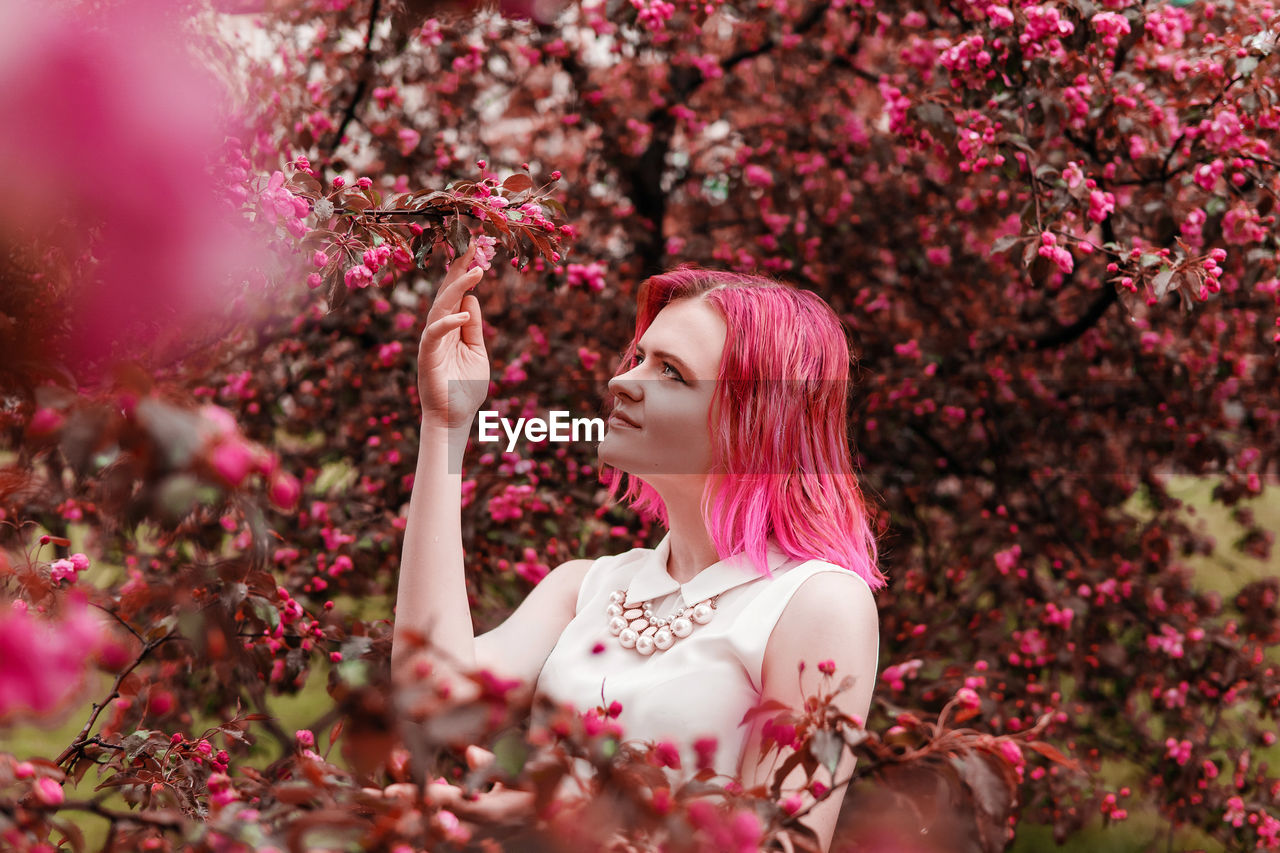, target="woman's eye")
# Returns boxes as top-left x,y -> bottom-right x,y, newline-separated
630,352 -> 683,382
